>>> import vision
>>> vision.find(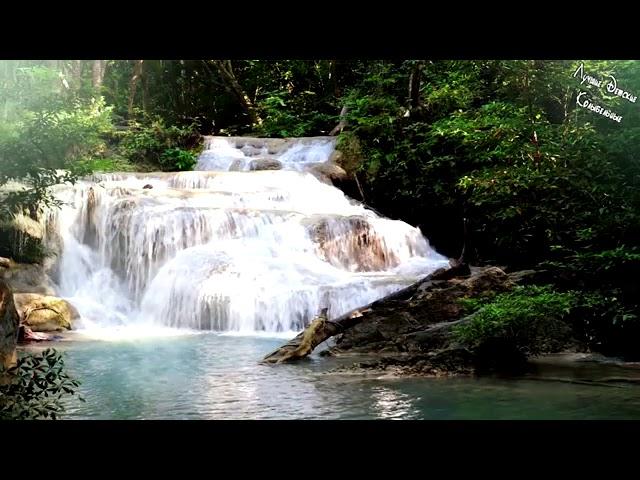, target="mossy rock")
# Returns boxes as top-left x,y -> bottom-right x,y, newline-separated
13,294 -> 79,332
